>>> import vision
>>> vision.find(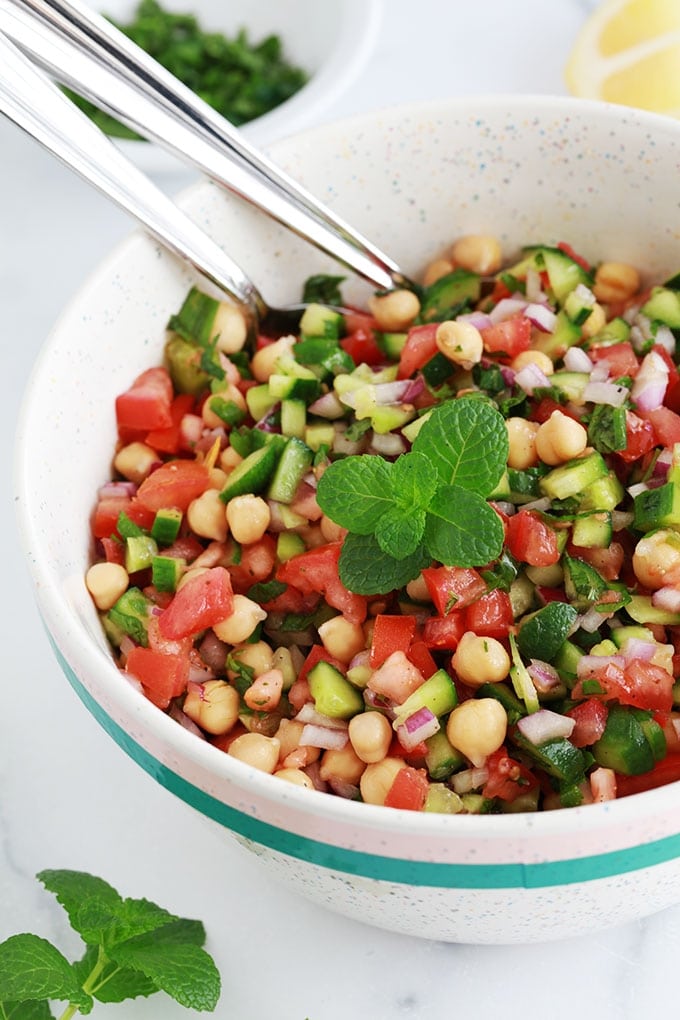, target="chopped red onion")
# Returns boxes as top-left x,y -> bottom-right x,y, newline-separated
582,381 -> 628,407
527,659 -> 562,694
515,362 -> 552,394
611,510 -> 634,531
198,631 -> 228,672
349,649 -> 371,670
327,777 -> 360,799
520,496 -> 551,513
652,586 -> 680,613
578,606 -> 610,633
577,653 -> 625,678
457,310 -> 493,331
370,432 -> 407,457
98,480 -> 137,498
303,760 -> 328,792
573,282 -> 596,307
492,500 -> 515,516
188,662 -> 214,684
590,360 -> 611,382
401,376 -> 426,403
168,703 -> 206,739
294,703 -> 349,731
627,482 -> 649,498
343,380 -> 413,408
525,268 -> 547,304
363,688 -> 398,719
654,324 -> 676,356
500,365 -> 516,387
255,405 -> 281,432
563,347 -> 593,373
180,413 -> 204,448
395,706 -> 440,751
307,392 -> 346,418
524,303 -> 557,332
631,350 -> 669,411
629,313 -> 654,352
299,723 -> 349,750
517,708 -> 575,745
451,766 -> 489,794
488,297 -> 528,323
620,638 -> 658,663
